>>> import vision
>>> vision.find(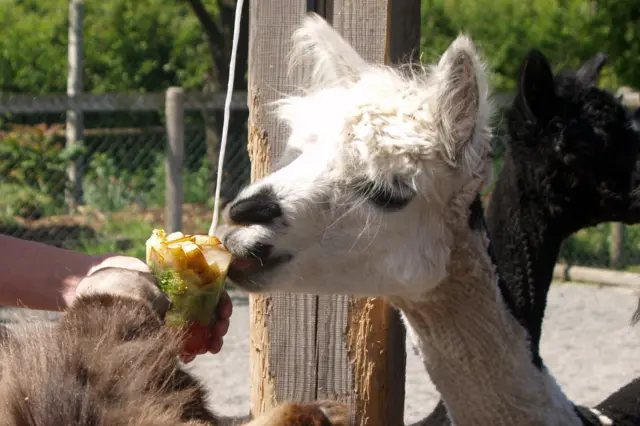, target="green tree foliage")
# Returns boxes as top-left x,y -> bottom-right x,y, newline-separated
420,0 -> 639,91
590,0 -> 640,90
0,0 -> 636,95
0,1 -> 68,93
0,0 -> 213,93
